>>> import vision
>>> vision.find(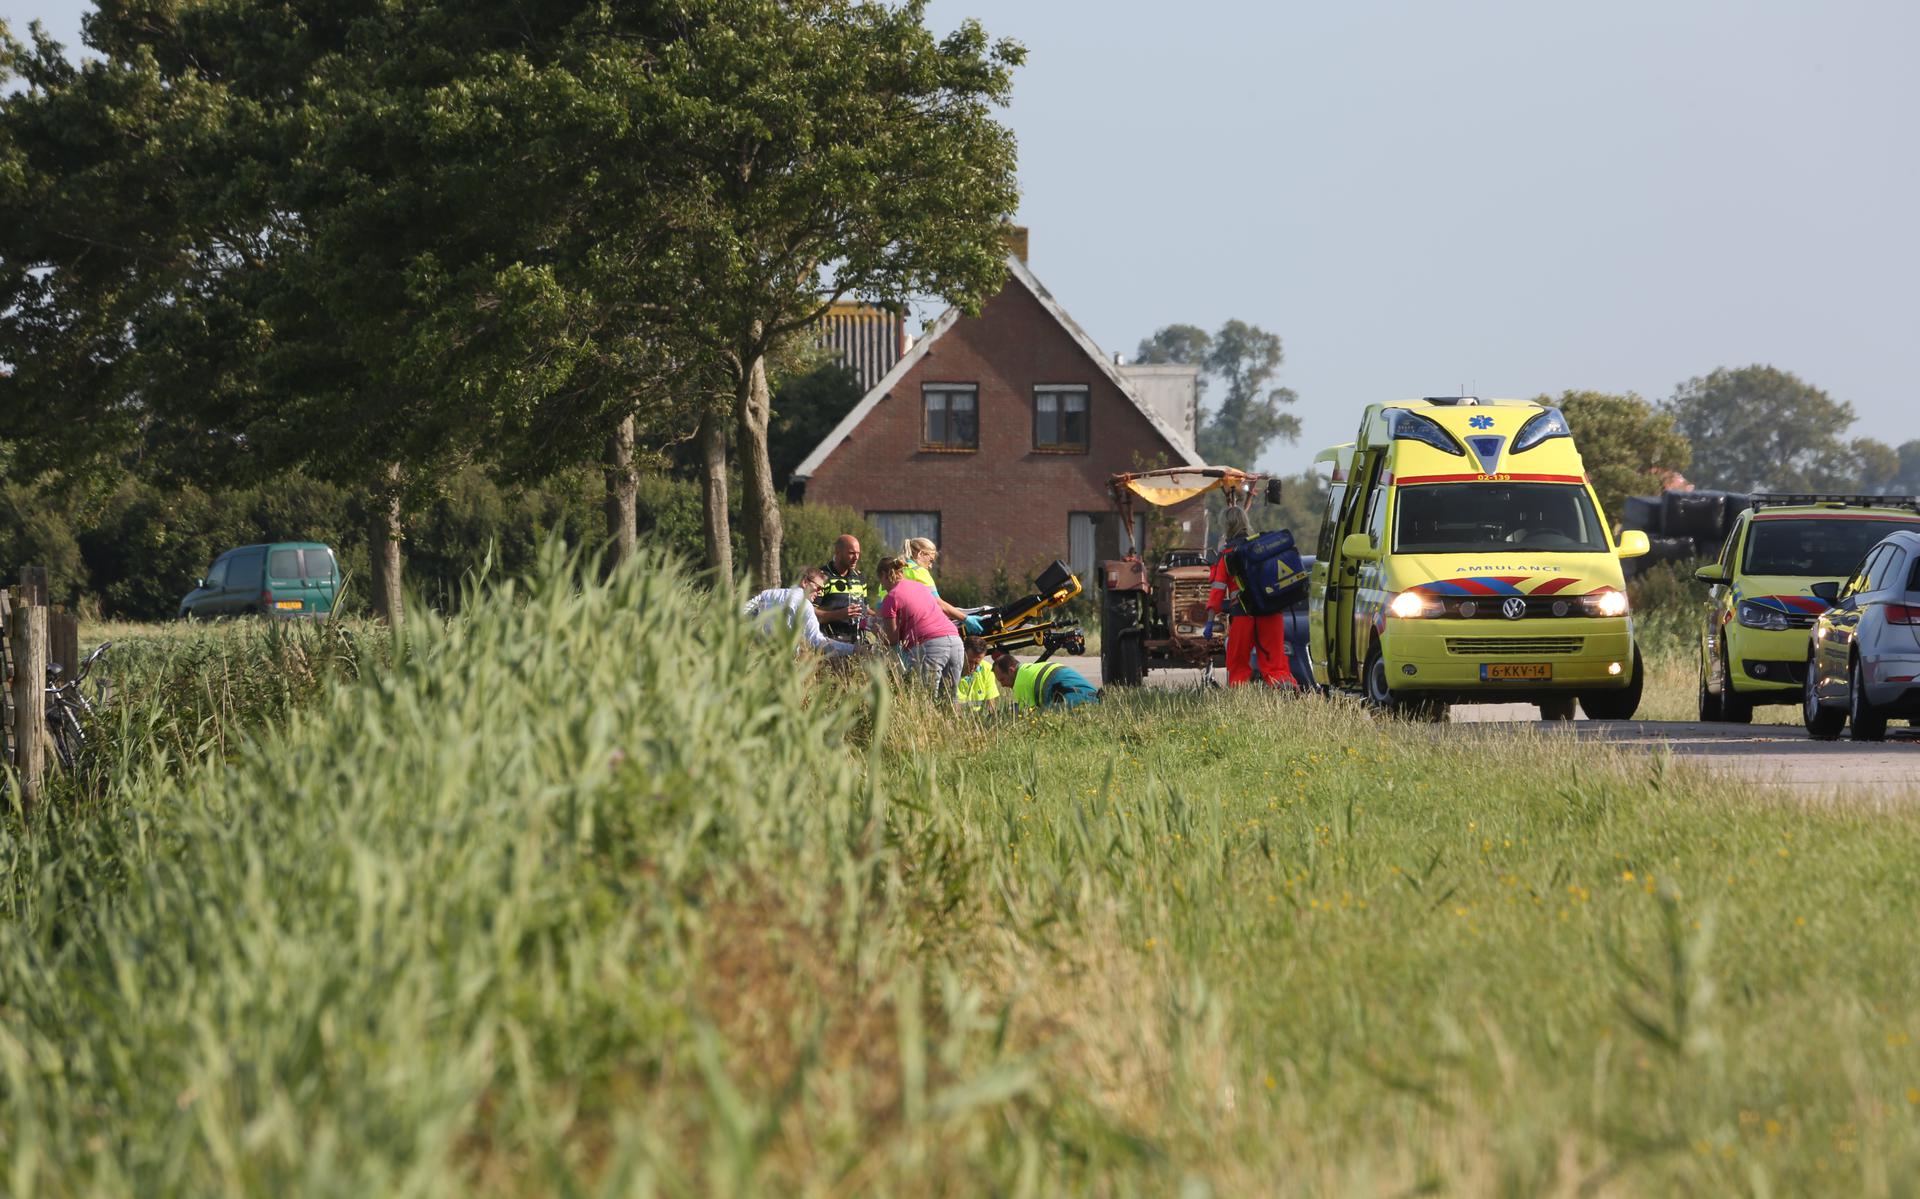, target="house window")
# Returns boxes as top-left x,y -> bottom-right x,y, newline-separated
1068,512 -> 1146,583
921,384 -> 978,450
1033,385 -> 1089,451
868,511 -> 940,556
